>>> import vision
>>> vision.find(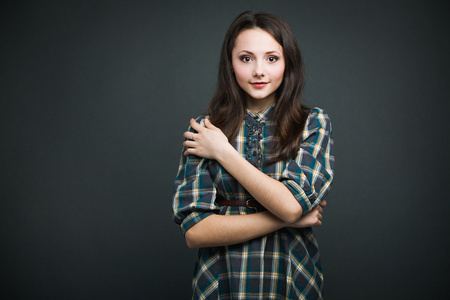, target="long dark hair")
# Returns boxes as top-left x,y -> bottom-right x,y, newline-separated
208,11 -> 309,162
